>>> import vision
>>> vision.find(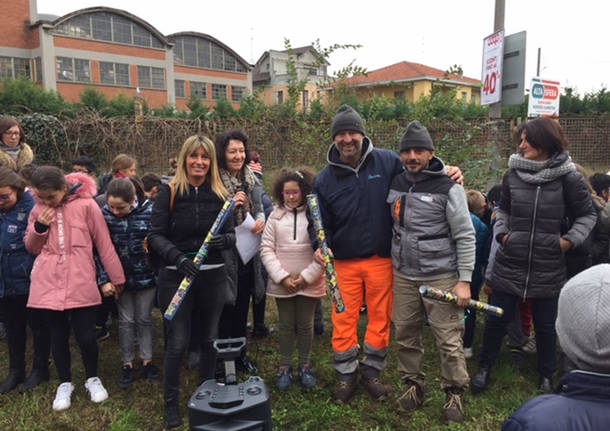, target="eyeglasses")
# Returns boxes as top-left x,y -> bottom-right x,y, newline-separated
0,190 -> 15,202
282,190 -> 301,196
2,131 -> 20,137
